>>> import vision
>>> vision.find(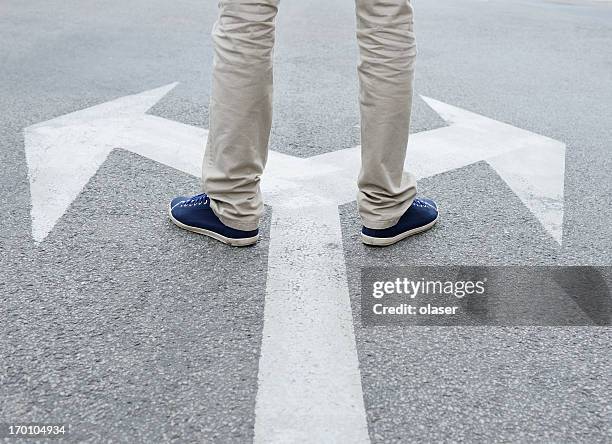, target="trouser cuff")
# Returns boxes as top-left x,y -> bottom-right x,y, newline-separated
361,217 -> 402,230
209,201 -> 260,232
